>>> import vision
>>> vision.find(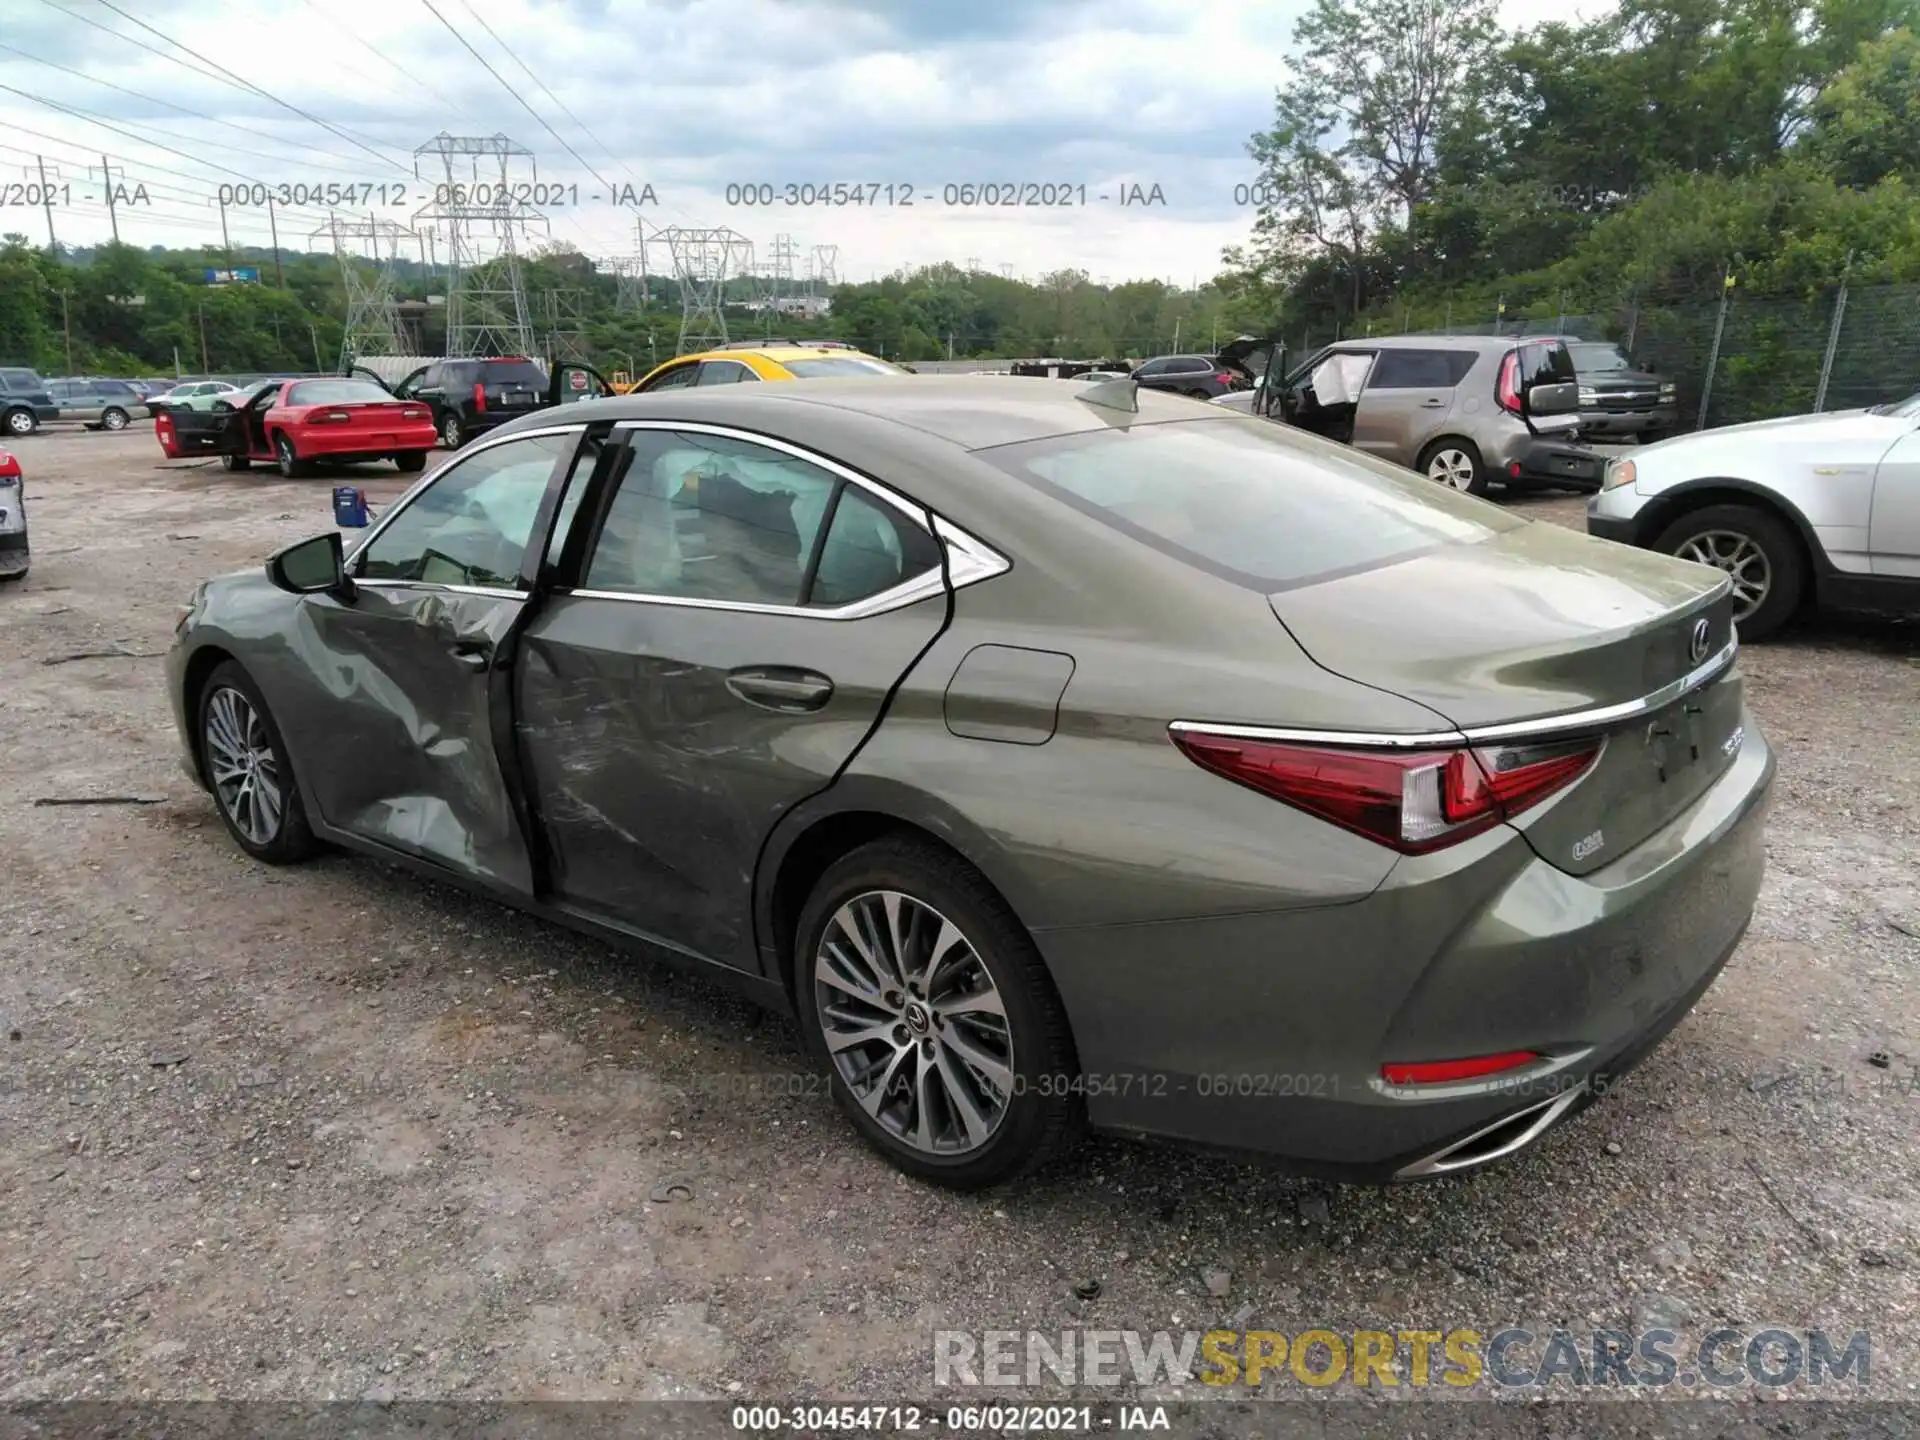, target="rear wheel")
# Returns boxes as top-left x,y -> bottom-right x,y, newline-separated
1419,438 -> 1487,496
439,412 -> 464,449
101,407 -> 129,431
1184,388 -> 1211,400
273,433 -> 309,478
395,450 -> 426,472
197,661 -> 318,864
3,408 -> 34,437
1653,504 -> 1804,640
220,452 -> 251,472
795,836 -> 1081,1189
